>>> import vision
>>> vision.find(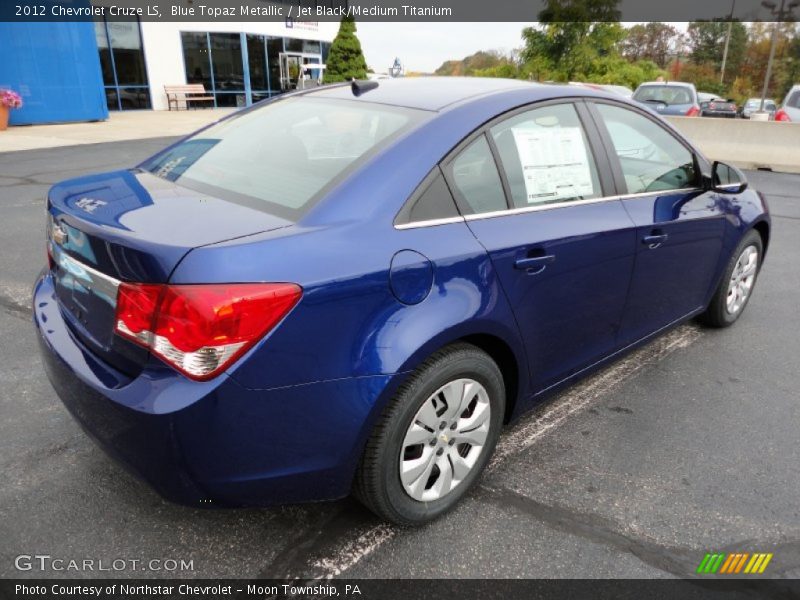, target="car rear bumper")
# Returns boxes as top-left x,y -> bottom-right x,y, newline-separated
34,270 -> 393,507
